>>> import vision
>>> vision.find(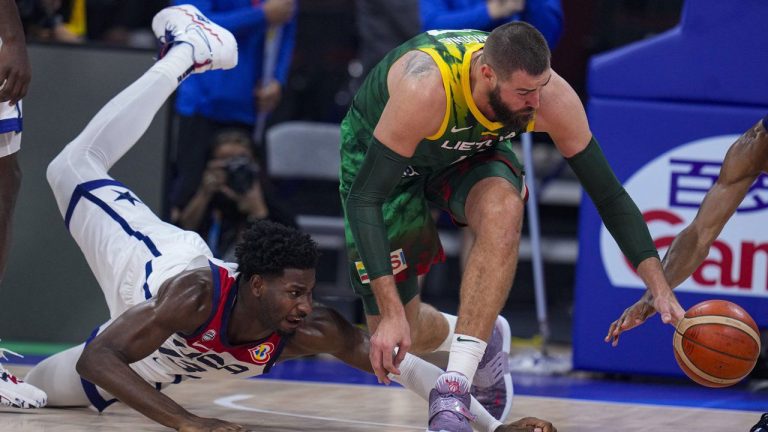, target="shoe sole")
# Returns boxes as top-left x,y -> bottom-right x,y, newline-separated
151,5 -> 238,71
497,314 -> 513,422
0,389 -> 45,409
